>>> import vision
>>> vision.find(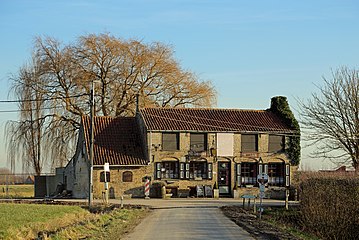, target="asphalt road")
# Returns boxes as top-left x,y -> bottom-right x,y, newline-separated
123,206 -> 254,240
